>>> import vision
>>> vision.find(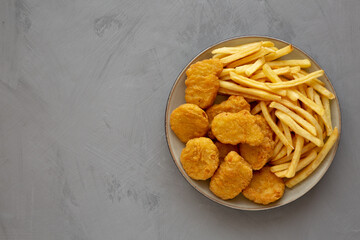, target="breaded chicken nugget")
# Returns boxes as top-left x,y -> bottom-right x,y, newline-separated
239,115 -> 275,170
210,151 -> 252,200
185,74 -> 220,109
180,137 -> 219,180
215,141 -> 238,162
170,104 -> 209,143
211,110 -> 264,146
206,96 -> 250,139
186,58 -> 223,77
242,167 -> 285,205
